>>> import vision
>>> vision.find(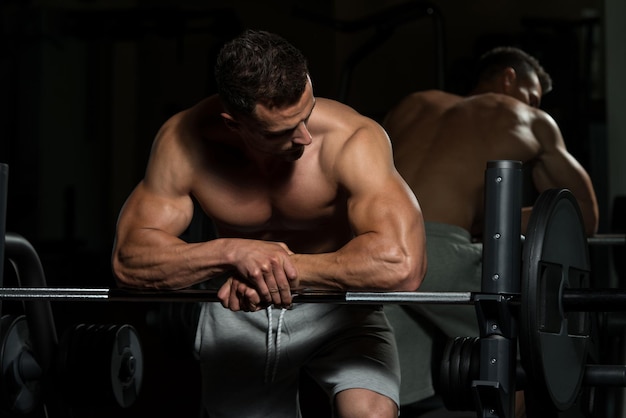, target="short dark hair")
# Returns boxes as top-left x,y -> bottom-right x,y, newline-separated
475,46 -> 552,94
214,29 -> 310,116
